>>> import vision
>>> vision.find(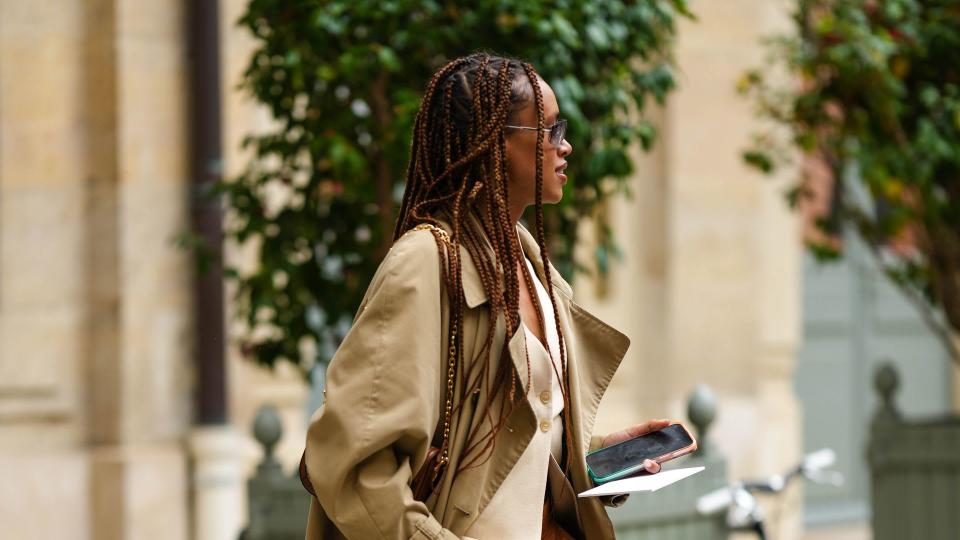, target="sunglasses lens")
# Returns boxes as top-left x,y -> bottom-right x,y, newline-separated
550,119 -> 567,145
